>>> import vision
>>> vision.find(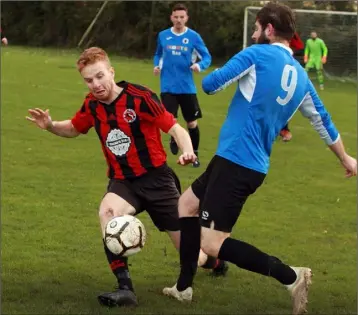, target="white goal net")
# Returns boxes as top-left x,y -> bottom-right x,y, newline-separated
243,6 -> 357,82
